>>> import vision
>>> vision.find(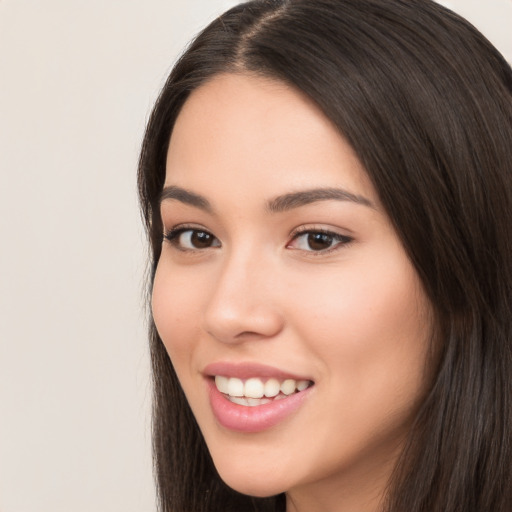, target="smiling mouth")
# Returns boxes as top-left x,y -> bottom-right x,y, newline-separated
214,375 -> 314,407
